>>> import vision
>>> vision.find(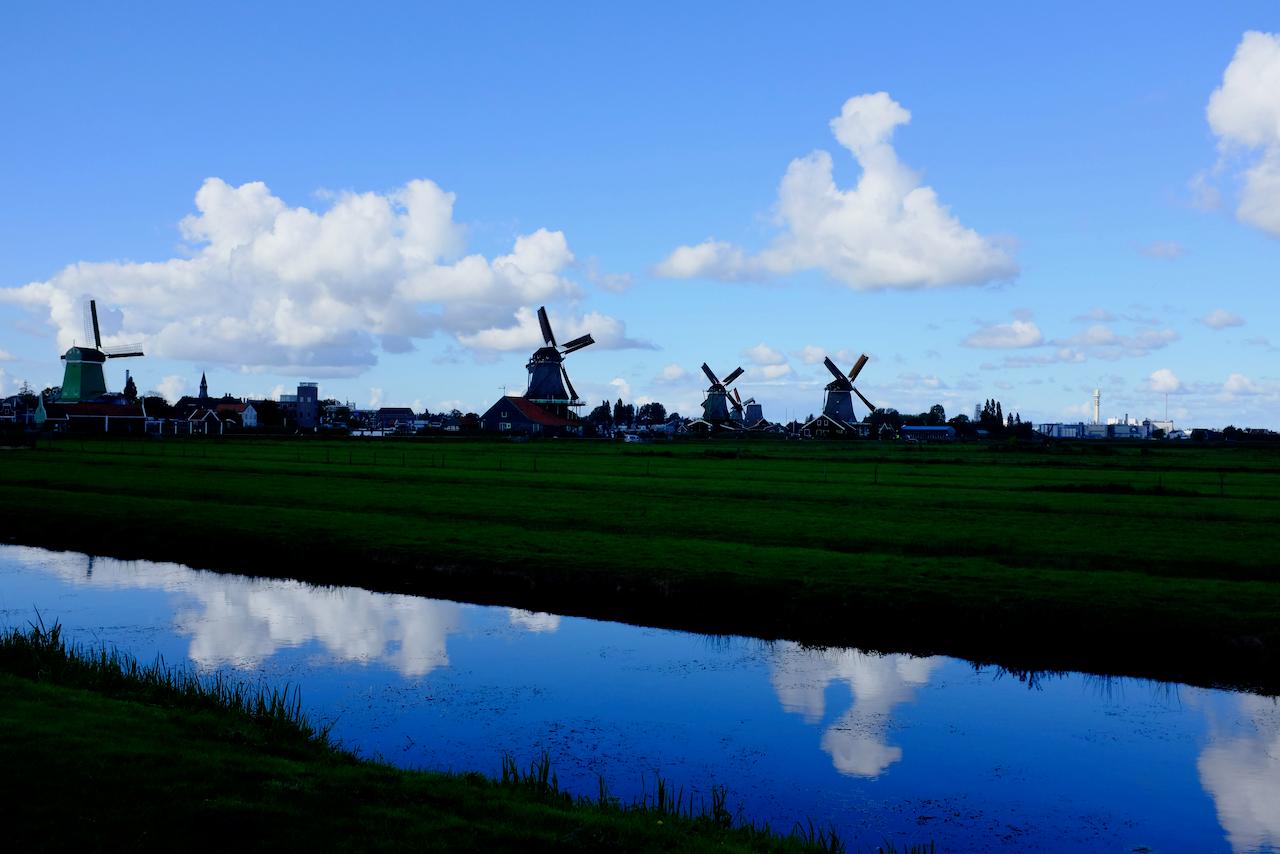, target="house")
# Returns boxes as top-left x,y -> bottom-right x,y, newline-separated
187,409 -> 223,435
215,400 -> 257,428
800,413 -> 868,439
374,407 -> 417,431
36,397 -> 148,434
479,396 -> 584,437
